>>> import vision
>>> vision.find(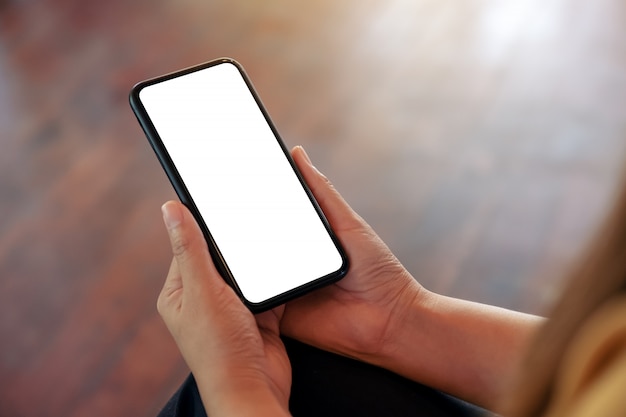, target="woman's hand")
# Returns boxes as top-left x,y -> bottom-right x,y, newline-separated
281,147 -> 426,363
157,201 -> 291,417
283,147 -> 543,409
